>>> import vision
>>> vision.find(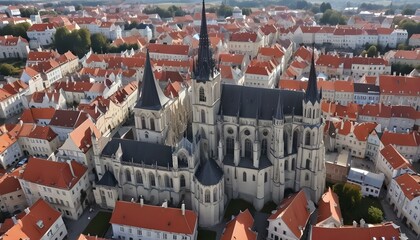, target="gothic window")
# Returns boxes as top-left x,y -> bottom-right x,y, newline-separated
313,109 -> 315,119
205,189 -> 210,203
306,159 -> 311,170
199,87 -> 206,102
164,175 -> 171,188
226,137 -> 234,155
150,118 -> 155,131
178,153 -> 188,168
264,172 -> 268,183
253,175 -> 256,181
136,171 -> 143,184
213,188 -> 217,202
305,173 -> 309,181
283,132 -> 288,155
312,132 -> 316,145
149,172 -> 156,187
125,169 -> 131,182
292,130 -> 299,153
305,131 -> 311,146
307,109 -> 311,118
180,175 -> 186,188
245,139 -> 252,158
291,158 -> 296,170
141,116 -> 146,129
201,110 -> 205,123
243,172 -> 247,182
261,139 -> 268,156
284,160 -> 289,171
